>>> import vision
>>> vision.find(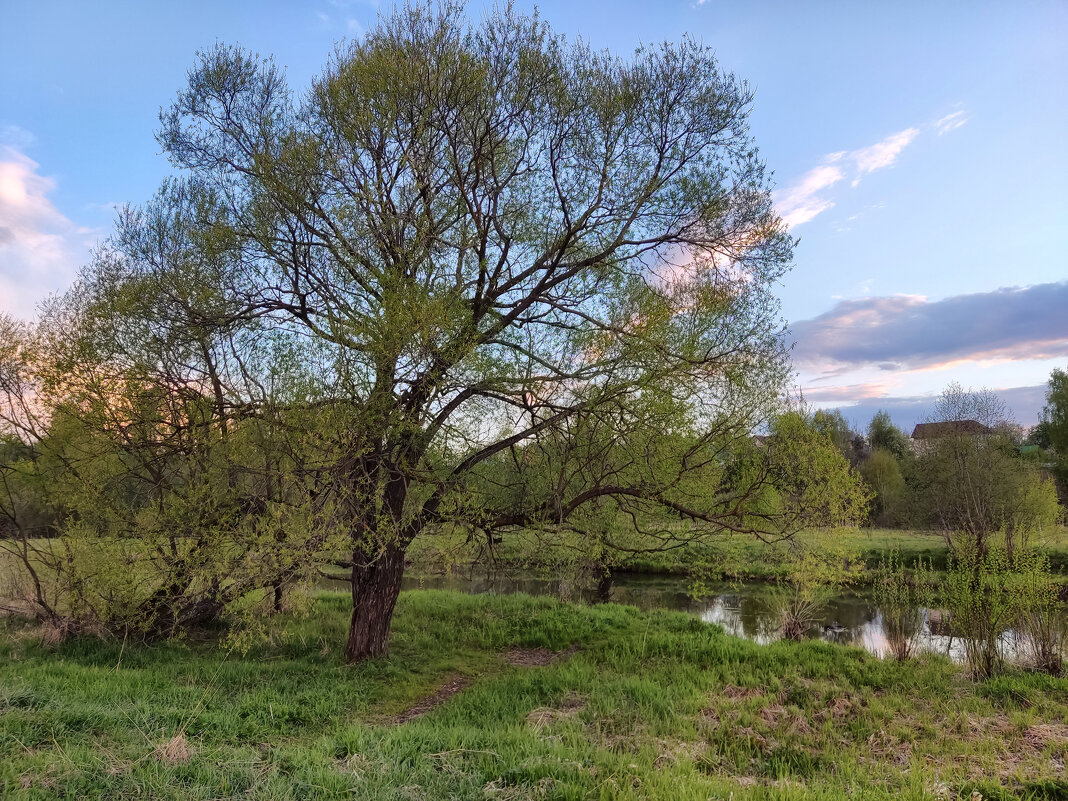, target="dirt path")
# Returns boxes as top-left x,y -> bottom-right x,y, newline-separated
387,645 -> 581,724
388,674 -> 473,724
